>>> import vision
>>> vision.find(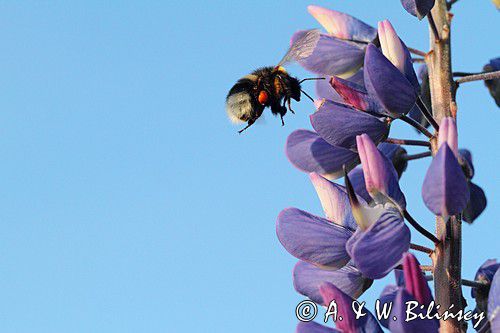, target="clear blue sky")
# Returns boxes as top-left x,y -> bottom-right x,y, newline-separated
0,1 -> 497,332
